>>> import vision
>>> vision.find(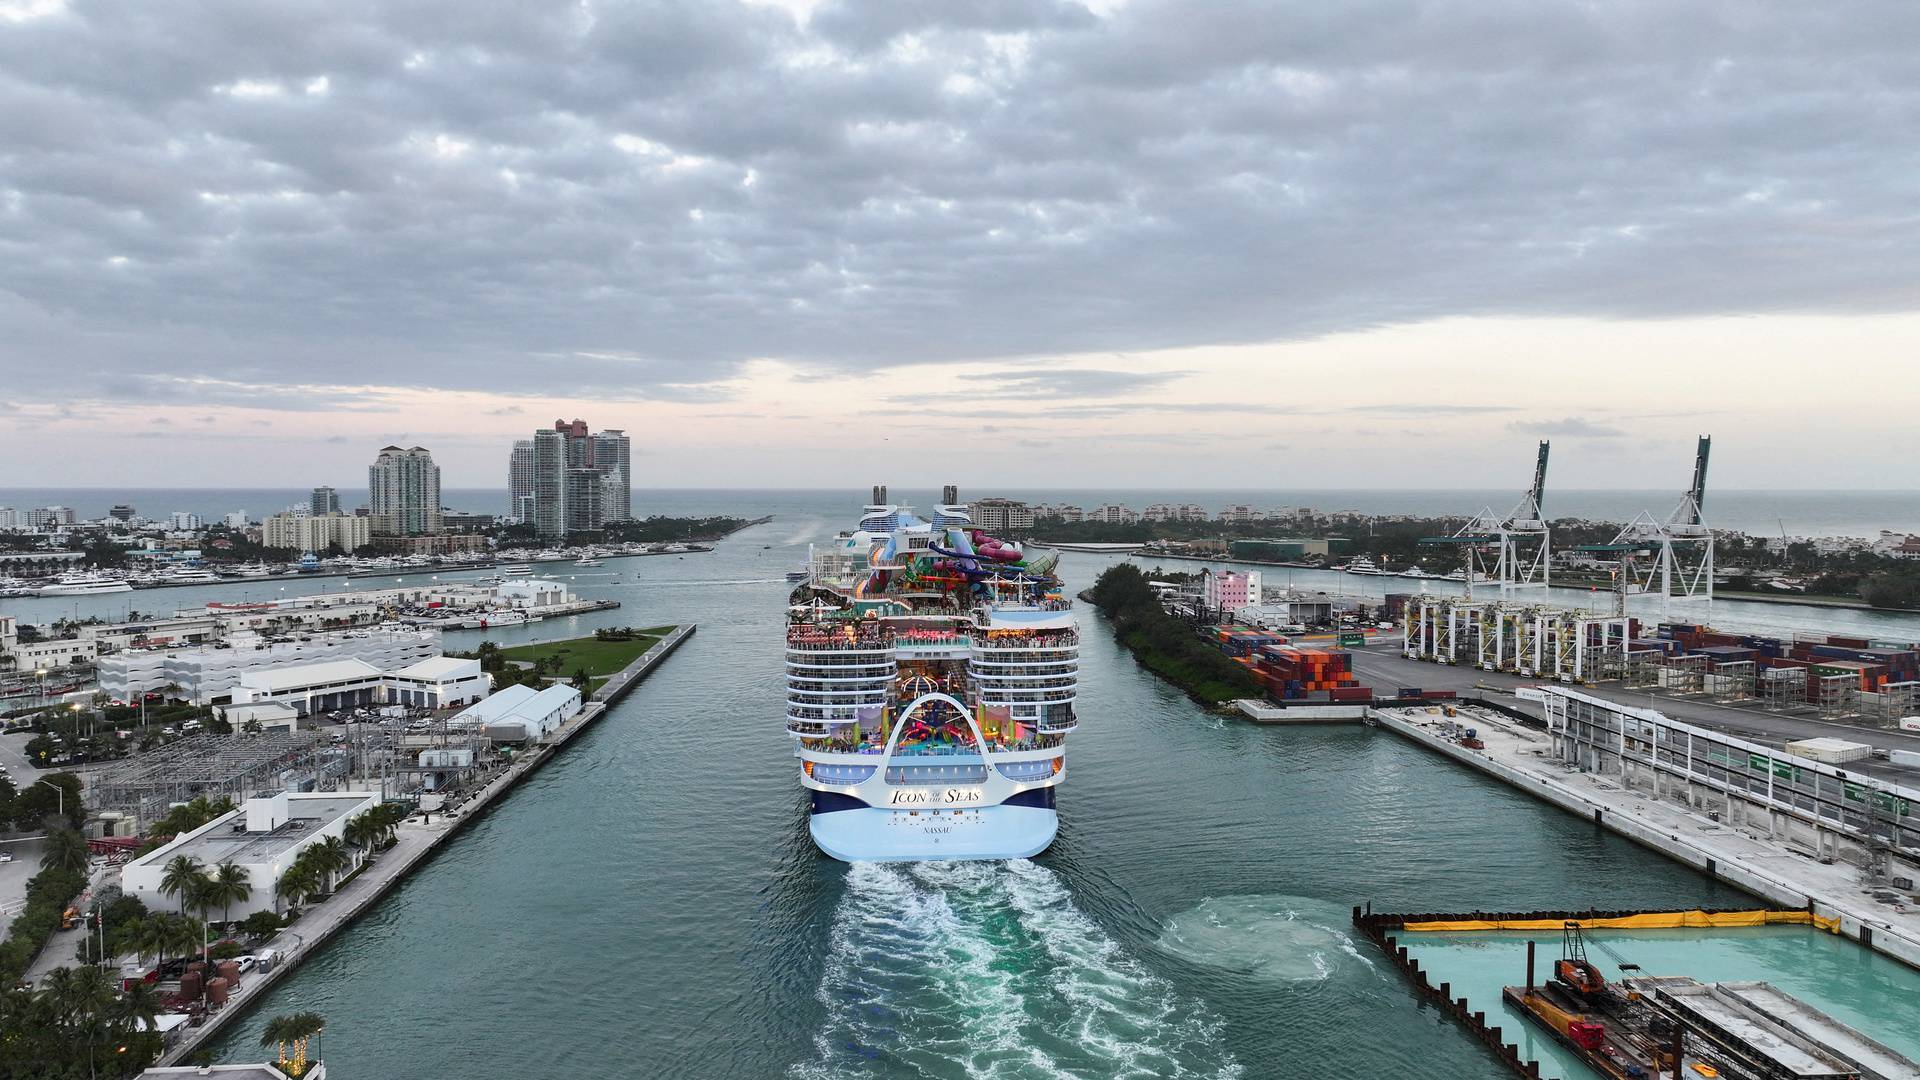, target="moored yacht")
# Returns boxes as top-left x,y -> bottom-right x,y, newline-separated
1346,557 -> 1383,576
38,572 -> 133,595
